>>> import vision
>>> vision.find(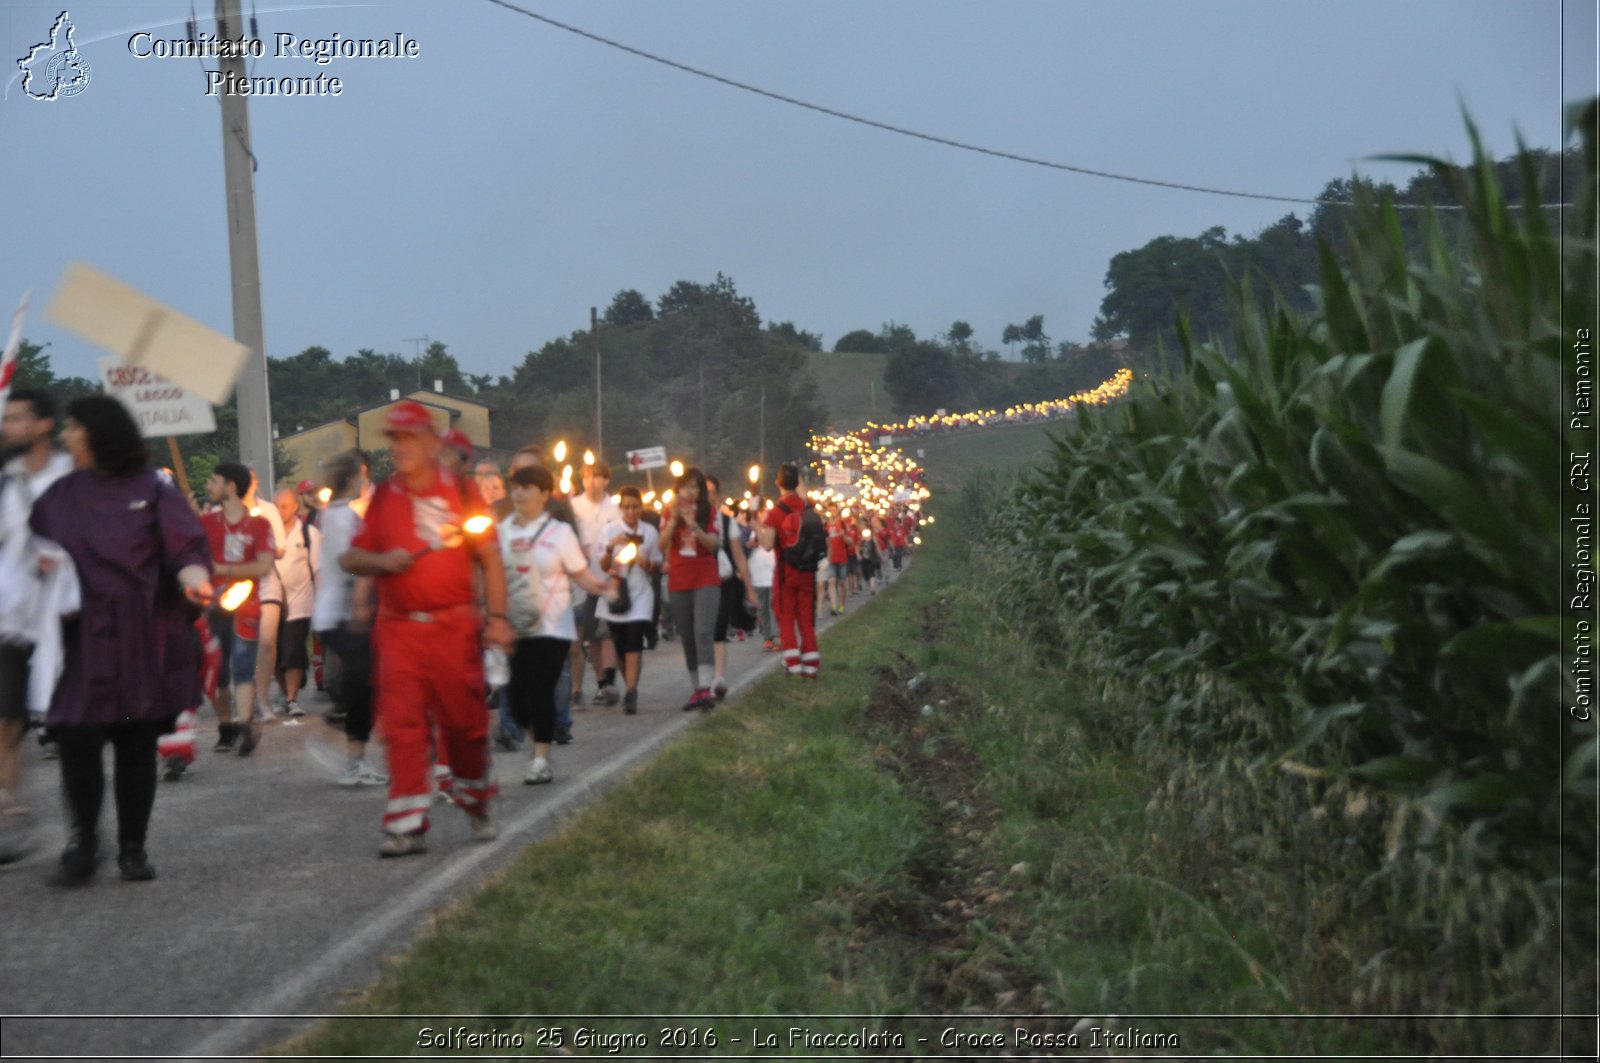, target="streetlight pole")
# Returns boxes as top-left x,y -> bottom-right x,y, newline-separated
216,0 -> 273,487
